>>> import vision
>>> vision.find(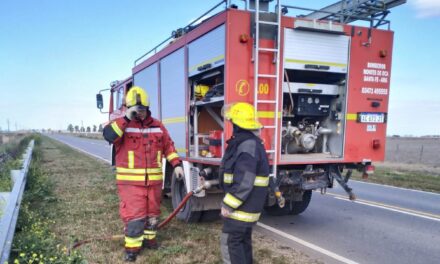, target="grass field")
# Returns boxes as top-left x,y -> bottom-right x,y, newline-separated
11,136 -> 320,264
351,163 -> 440,193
